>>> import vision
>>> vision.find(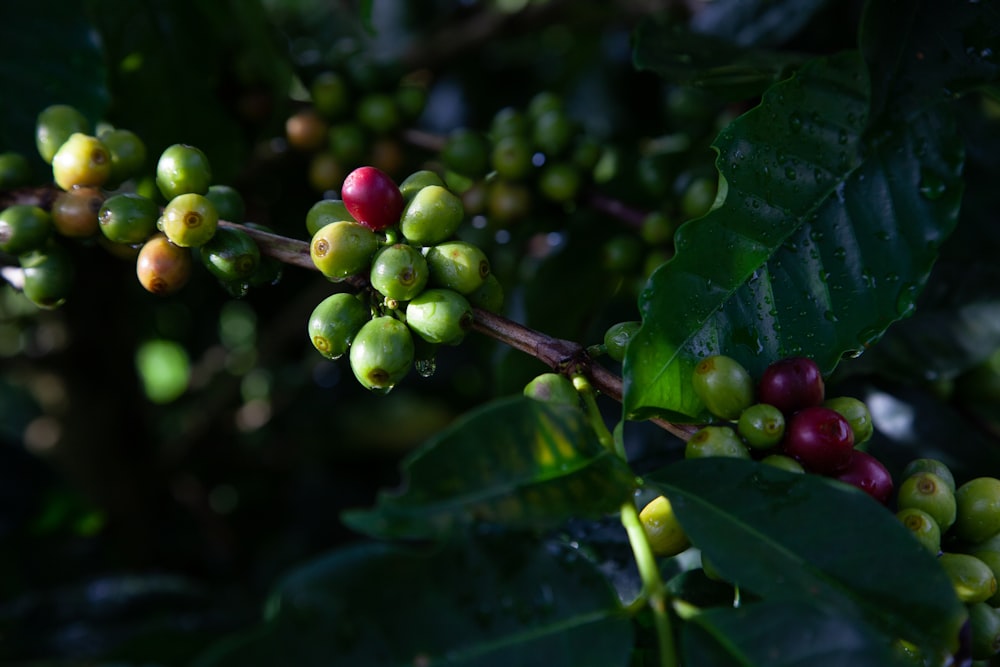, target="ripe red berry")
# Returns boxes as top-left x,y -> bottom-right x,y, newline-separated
757,356 -> 825,415
341,166 -> 404,231
783,406 -> 854,474
833,450 -> 893,504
